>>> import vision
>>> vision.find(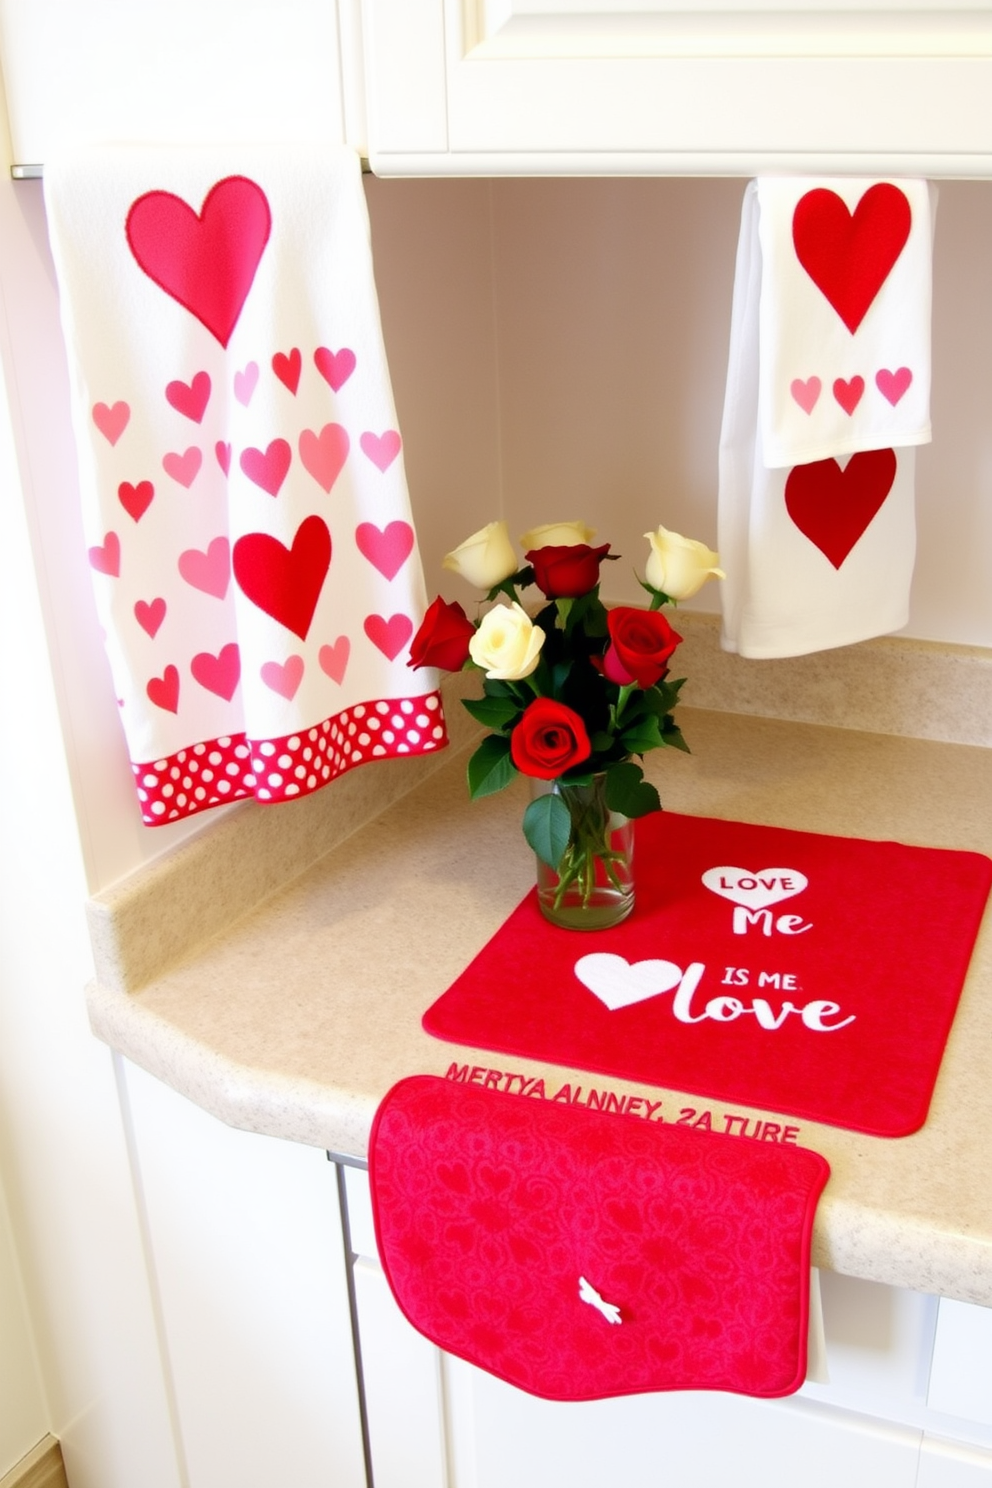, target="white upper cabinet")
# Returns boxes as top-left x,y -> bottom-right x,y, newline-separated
363,0 -> 992,176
